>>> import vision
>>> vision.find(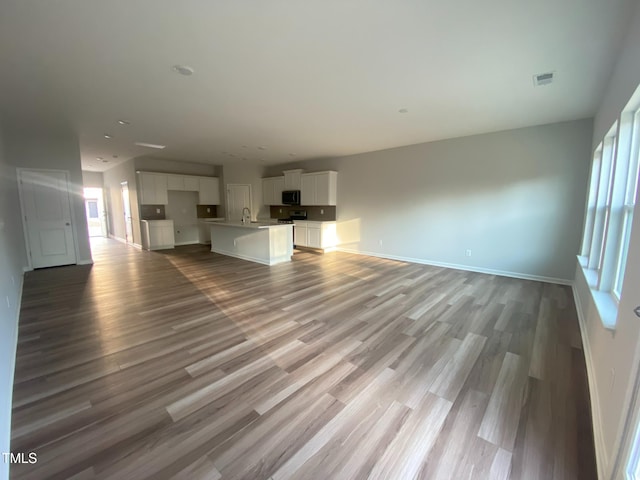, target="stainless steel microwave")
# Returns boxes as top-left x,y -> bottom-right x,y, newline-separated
282,190 -> 300,205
